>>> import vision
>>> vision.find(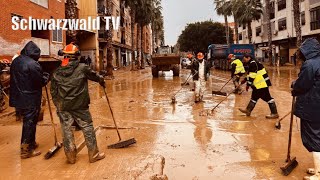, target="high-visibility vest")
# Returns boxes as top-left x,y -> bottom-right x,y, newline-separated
231,59 -> 245,74
248,68 -> 269,89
